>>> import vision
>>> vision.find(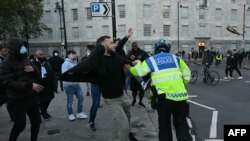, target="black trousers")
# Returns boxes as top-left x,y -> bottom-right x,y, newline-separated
7,97 -> 41,141
39,100 -> 52,115
230,65 -> 242,77
157,96 -> 192,141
